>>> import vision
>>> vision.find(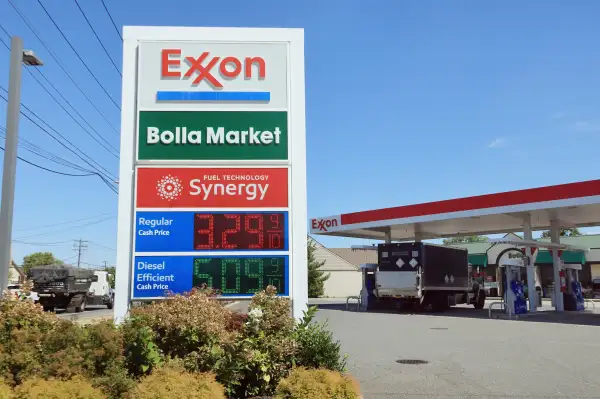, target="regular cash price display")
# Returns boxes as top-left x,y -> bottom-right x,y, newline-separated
135,211 -> 289,252
114,26 -> 307,323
